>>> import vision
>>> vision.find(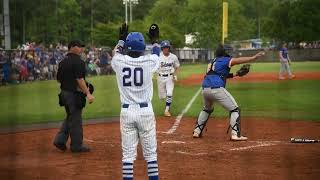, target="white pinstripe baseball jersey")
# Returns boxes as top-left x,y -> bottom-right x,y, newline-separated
157,52 -> 180,75
111,53 -> 160,104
